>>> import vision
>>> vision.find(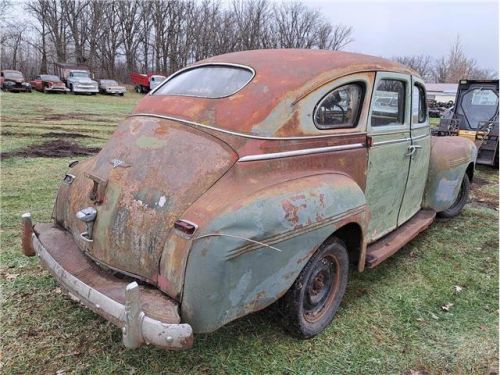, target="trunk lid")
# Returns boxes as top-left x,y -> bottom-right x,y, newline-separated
57,116 -> 237,283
